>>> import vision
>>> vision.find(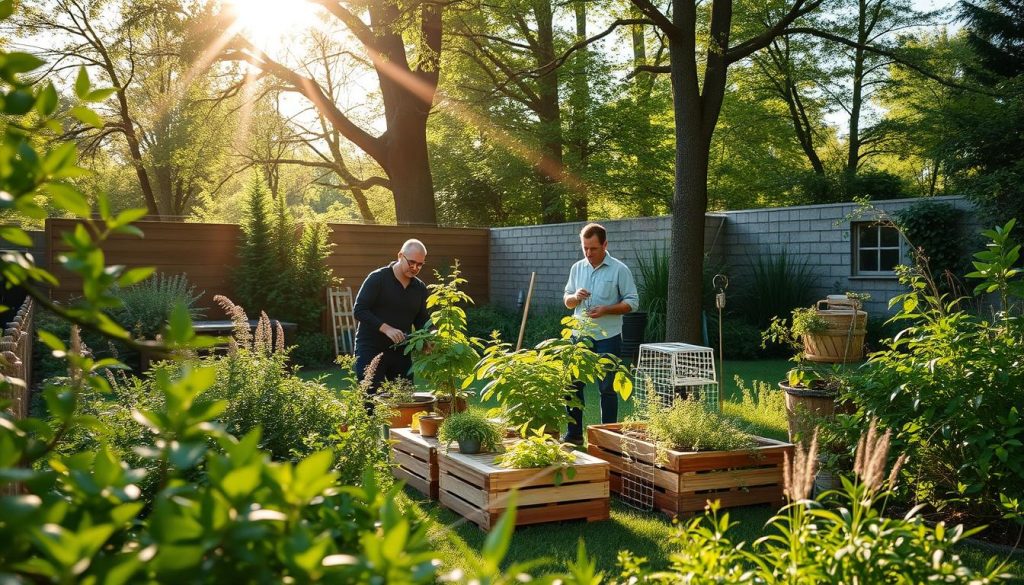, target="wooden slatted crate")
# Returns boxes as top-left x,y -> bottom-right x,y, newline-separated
586,423 -> 792,516
389,427 -> 439,499
438,449 -> 610,531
